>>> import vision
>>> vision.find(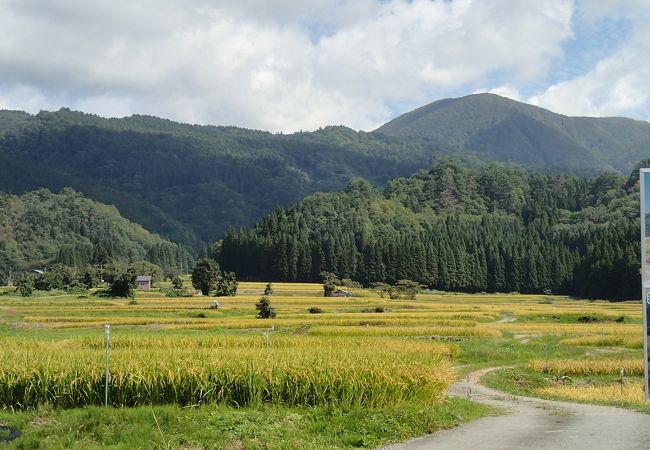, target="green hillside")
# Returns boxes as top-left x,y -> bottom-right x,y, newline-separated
0,110 -> 430,246
218,161 -> 640,300
375,93 -> 650,173
0,188 -> 191,273
1,94 -> 649,249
